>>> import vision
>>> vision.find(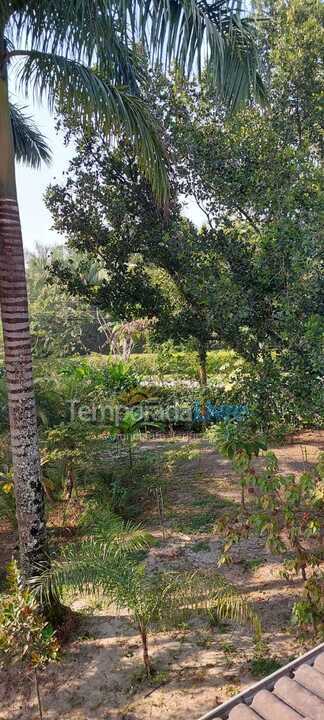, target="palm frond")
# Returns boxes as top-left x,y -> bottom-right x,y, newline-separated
15,51 -> 169,204
158,570 -> 261,636
80,504 -> 153,551
31,539 -> 123,606
7,1 -> 136,83
32,510 -> 152,606
212,21 -> 267,108
10,102 -> 51,168
7,0 -> 264,109
145,0 -> 264,107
